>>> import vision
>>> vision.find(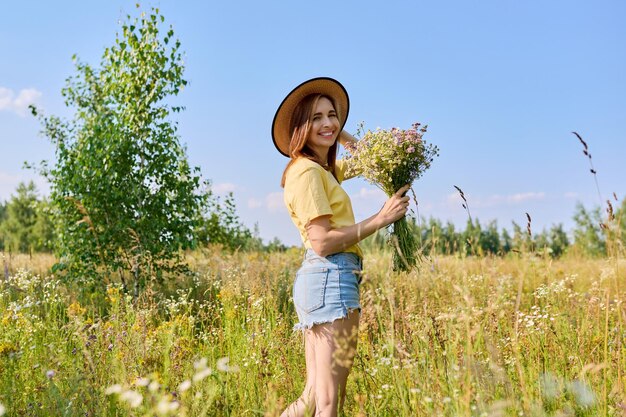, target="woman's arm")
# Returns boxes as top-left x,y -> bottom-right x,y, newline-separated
305,184 -> 411,257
